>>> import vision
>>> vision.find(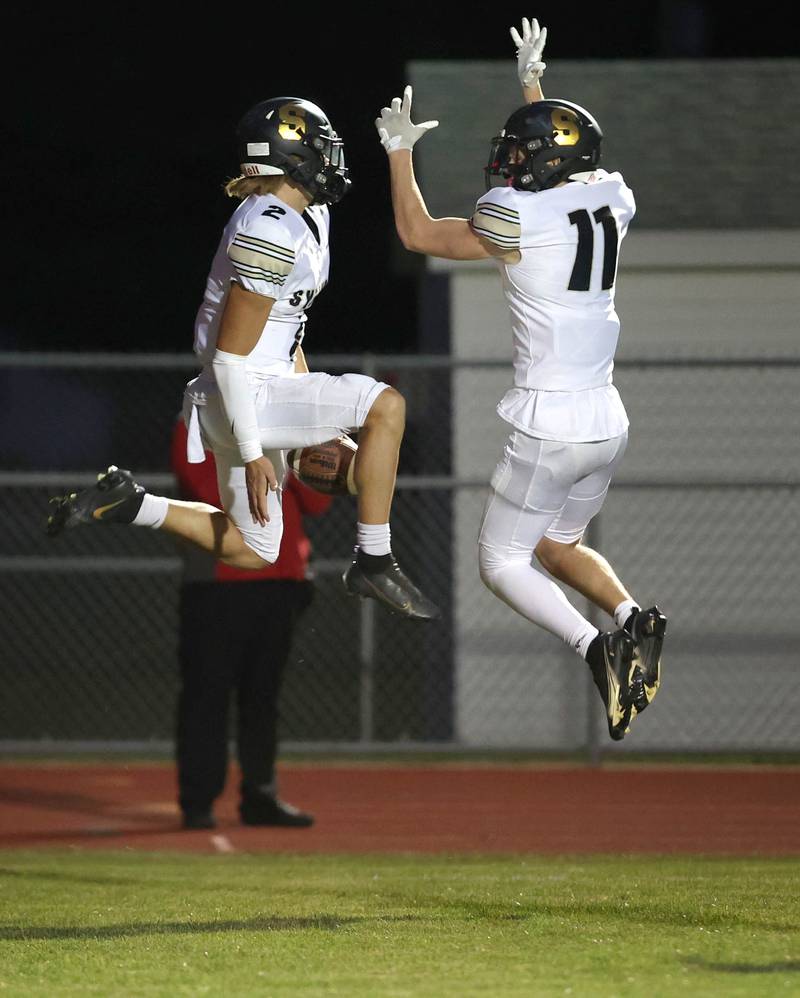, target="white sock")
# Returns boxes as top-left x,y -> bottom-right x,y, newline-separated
576,627 -> 600,661
614,599 -> 640,630
132,493 -> 169,530
357,522 -> 391,557
481,559 -> 599,659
